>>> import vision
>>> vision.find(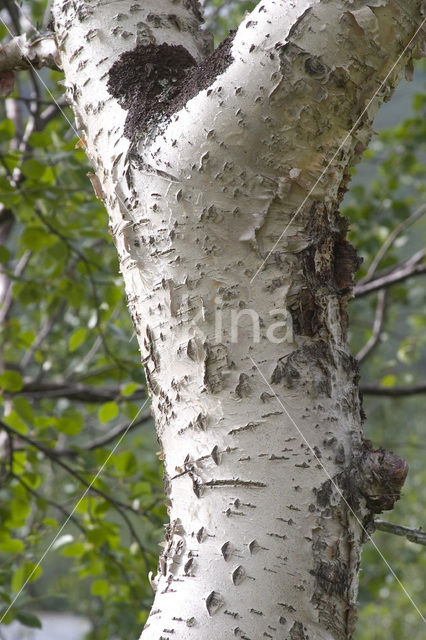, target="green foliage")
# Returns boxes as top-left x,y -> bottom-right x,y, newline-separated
0,2 -> 425,640
344,70 -> 426,640
0,4 -> 164,638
